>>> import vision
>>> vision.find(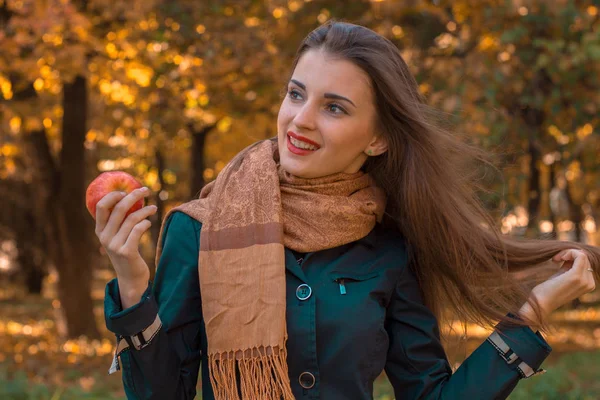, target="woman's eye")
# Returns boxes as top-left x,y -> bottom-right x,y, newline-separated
288,89 -> 302,100
327,103 -> 346,115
